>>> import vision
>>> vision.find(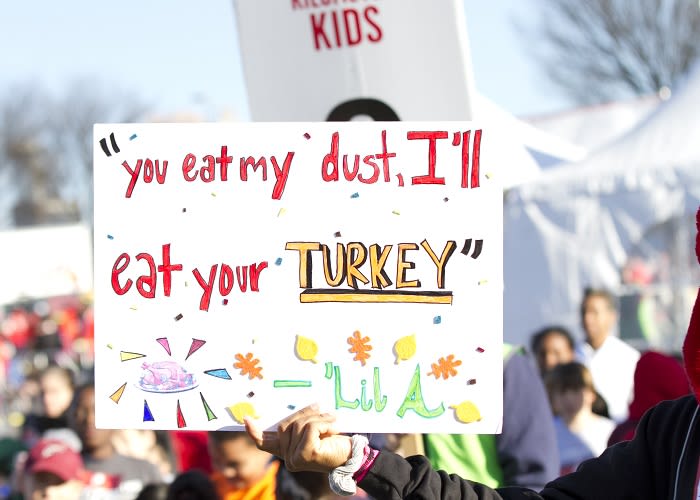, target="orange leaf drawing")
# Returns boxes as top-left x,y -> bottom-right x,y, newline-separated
427,354 -> 462,380
234,352 -> 263,380
348,330 -> 372,366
